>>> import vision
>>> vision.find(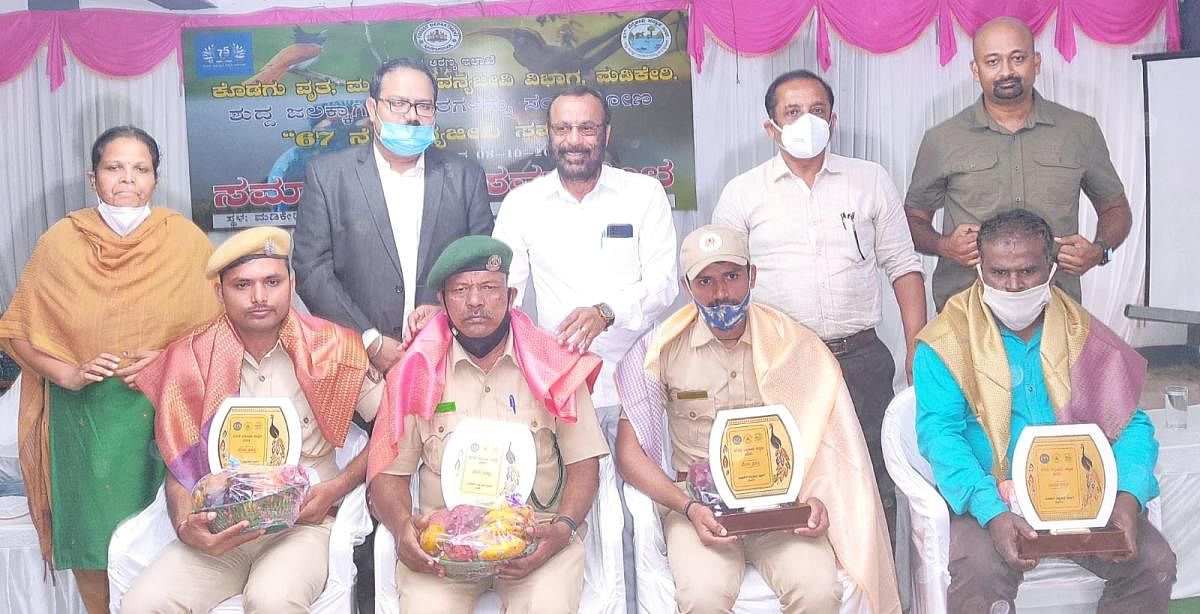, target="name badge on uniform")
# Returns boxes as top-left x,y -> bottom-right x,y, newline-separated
435,401 -> 457,414
676,390 -> 709,401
